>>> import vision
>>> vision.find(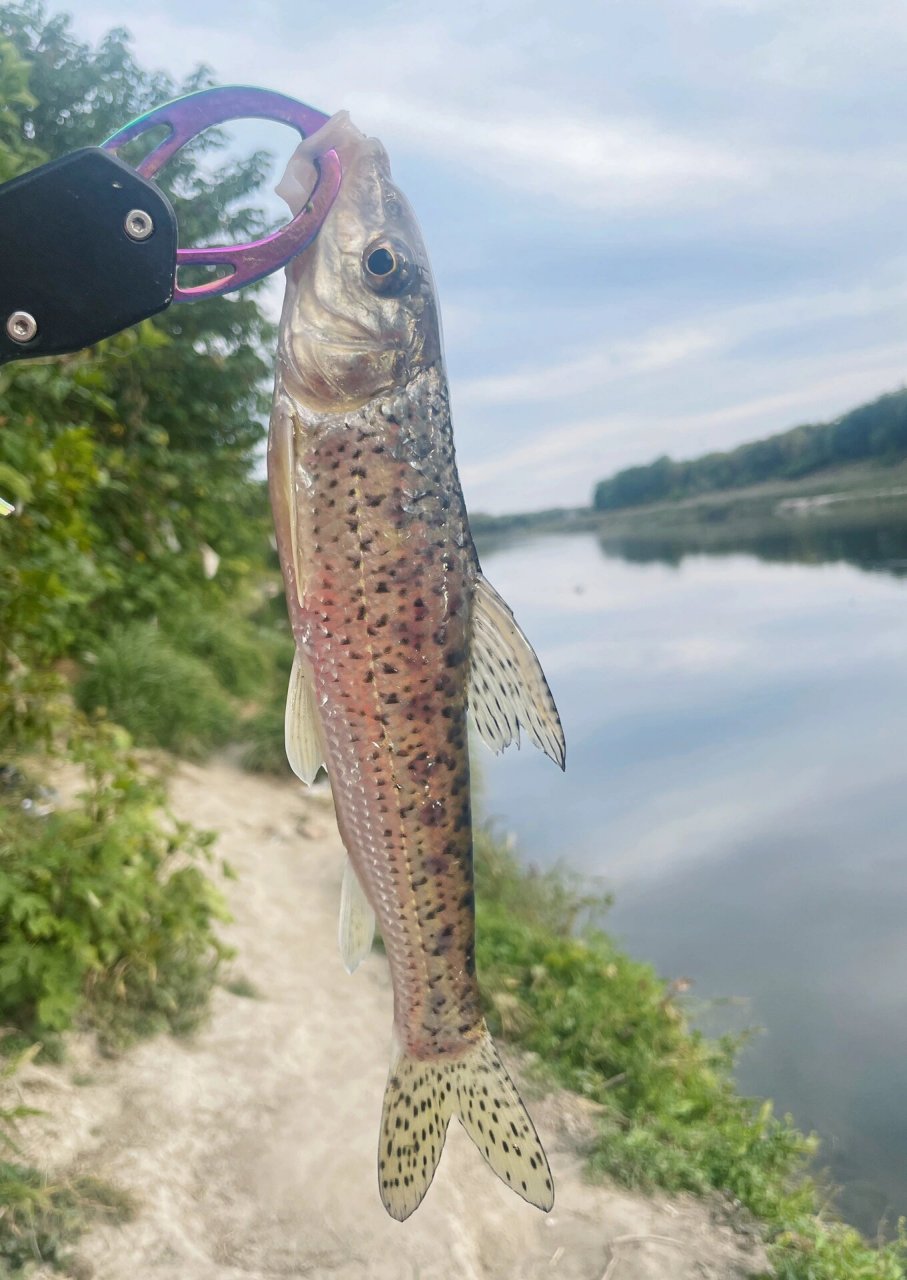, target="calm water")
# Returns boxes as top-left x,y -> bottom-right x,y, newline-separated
478,517 -> 907,1234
